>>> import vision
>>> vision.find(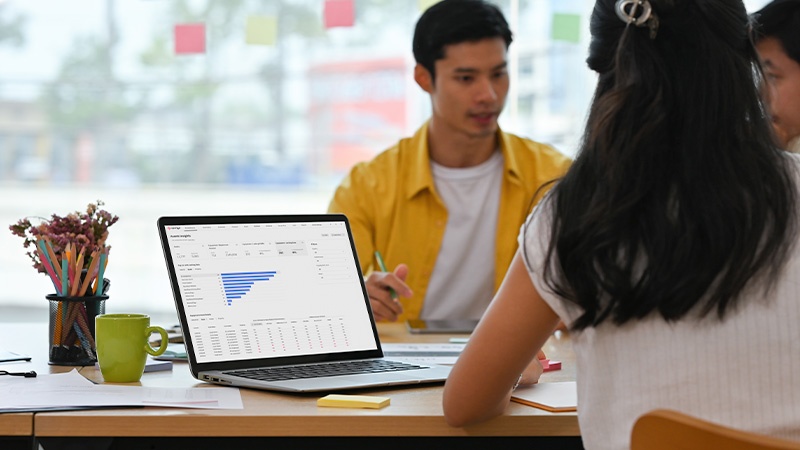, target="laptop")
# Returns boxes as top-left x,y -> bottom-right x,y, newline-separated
157,214 -> 451,393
